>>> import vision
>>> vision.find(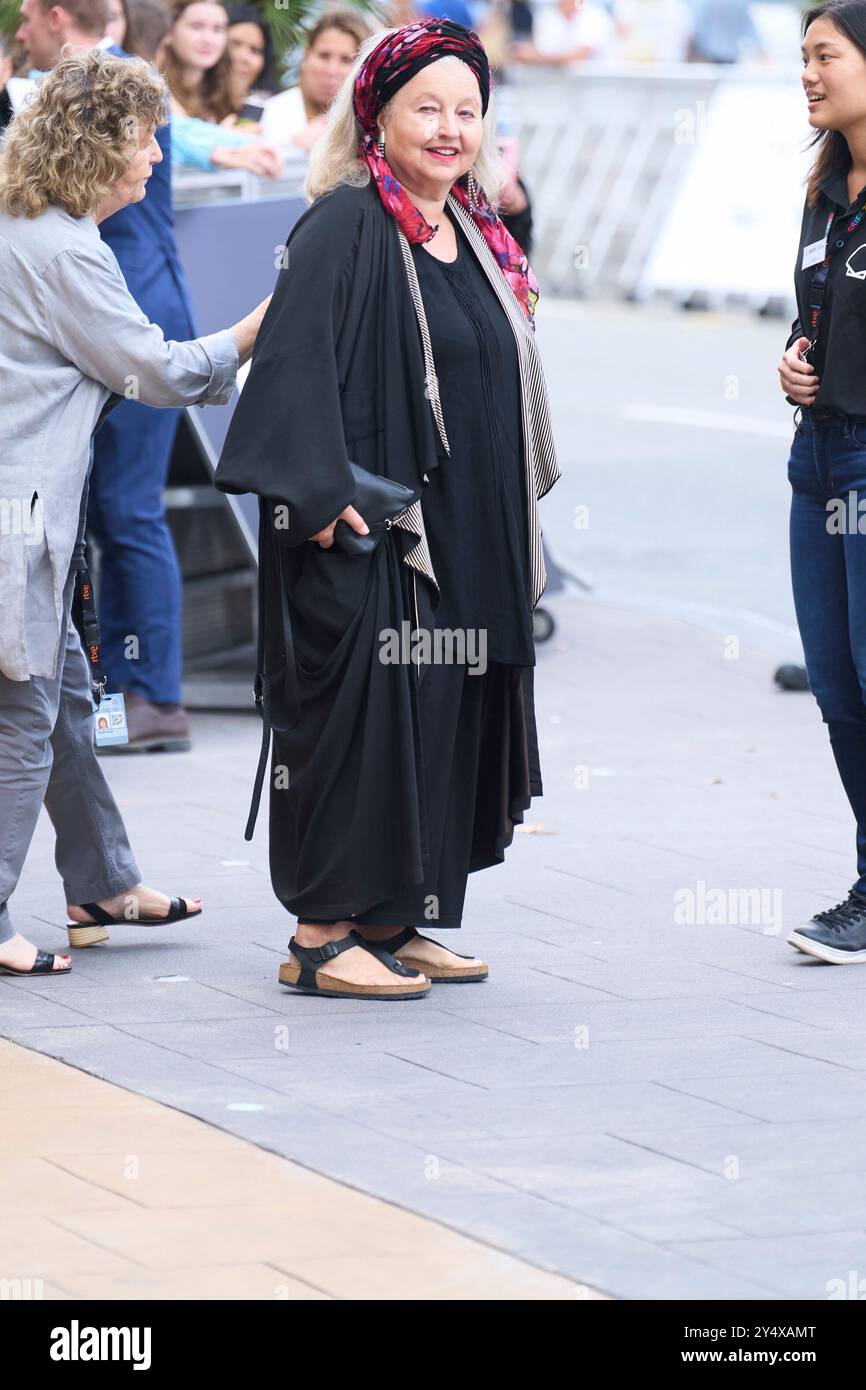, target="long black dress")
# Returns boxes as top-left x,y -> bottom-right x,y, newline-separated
214,180 -> 552,927
306,212 -> 540,929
